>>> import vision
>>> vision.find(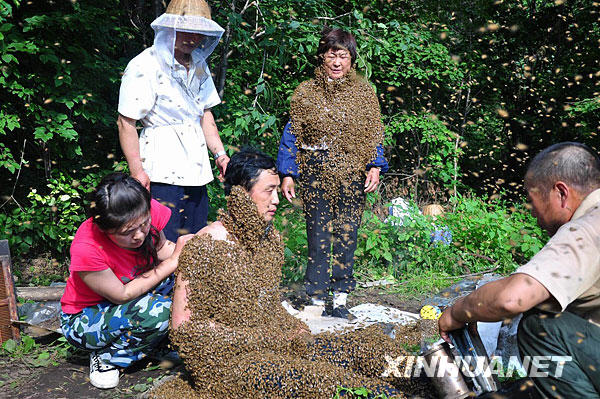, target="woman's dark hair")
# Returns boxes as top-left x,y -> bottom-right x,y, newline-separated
90,172 -> 159,273
316,26 -> 357,65
223,147 -> 277,195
